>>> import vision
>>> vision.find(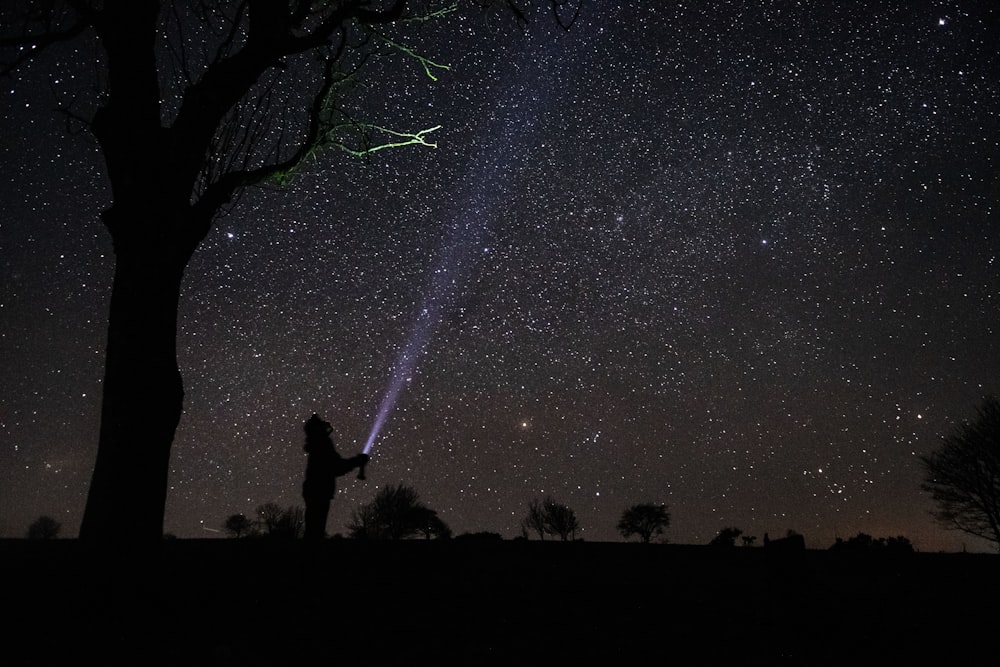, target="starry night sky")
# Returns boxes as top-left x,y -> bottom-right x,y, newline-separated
2,2 -> 998,551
